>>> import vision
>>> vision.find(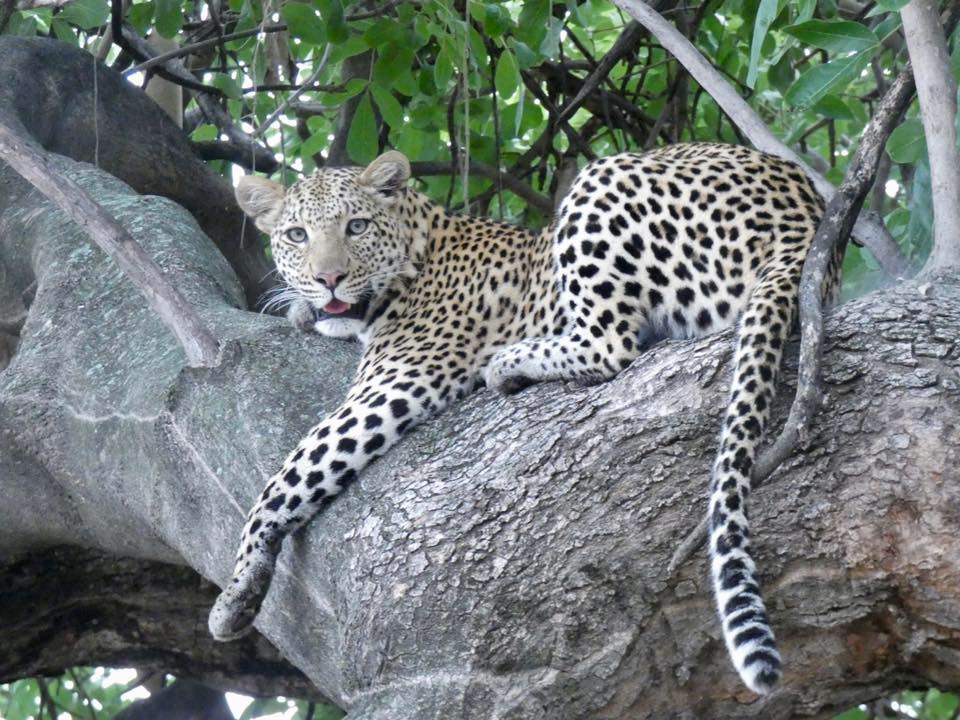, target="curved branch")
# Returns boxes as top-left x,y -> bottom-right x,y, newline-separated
125,23 -> 289,76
